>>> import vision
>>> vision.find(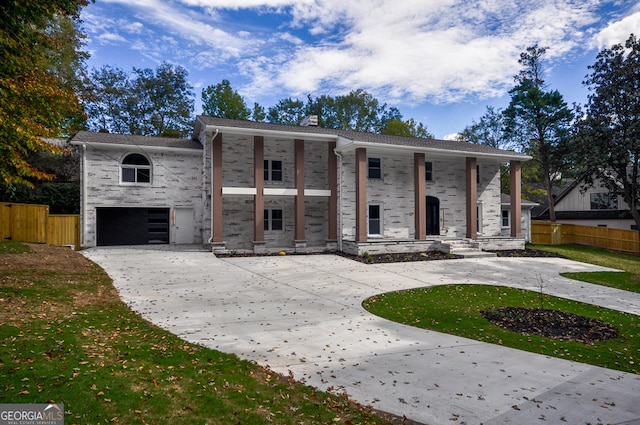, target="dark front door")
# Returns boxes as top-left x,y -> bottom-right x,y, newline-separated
426,196 -> 440,235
